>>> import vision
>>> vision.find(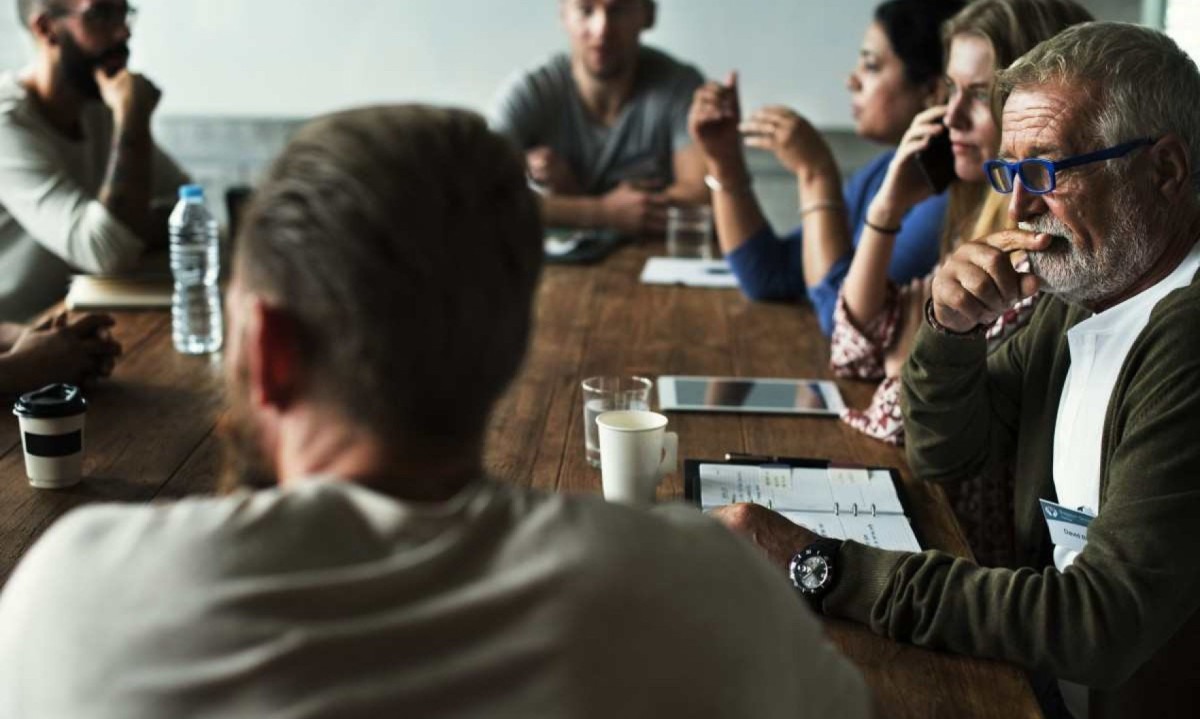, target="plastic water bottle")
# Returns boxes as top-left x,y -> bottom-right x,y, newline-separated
169,184 -> 223,354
